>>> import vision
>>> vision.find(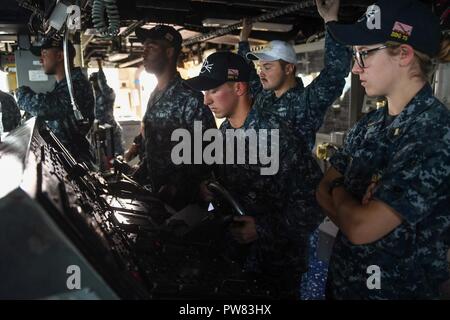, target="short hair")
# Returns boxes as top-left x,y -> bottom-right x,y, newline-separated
279,59 -> 297,75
